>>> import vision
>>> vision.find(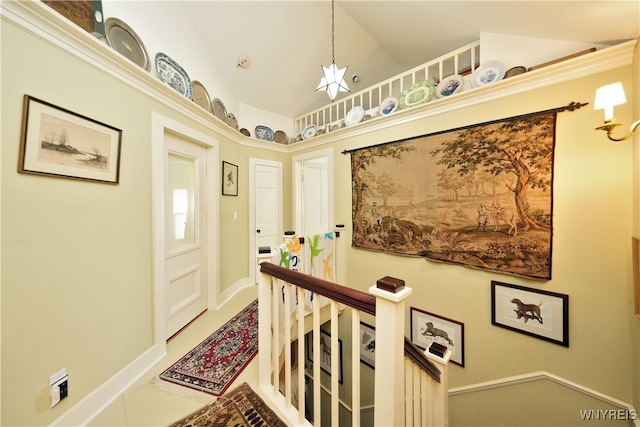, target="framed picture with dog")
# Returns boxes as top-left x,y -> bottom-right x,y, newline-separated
491,281 -> 569,347
410,307 -> 465,366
